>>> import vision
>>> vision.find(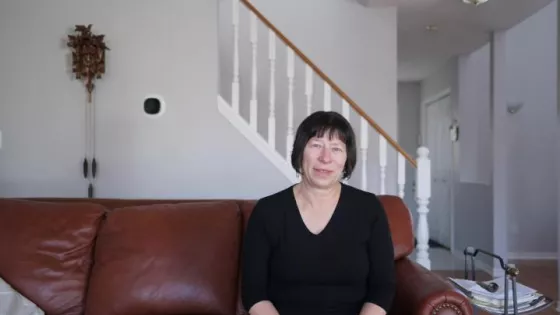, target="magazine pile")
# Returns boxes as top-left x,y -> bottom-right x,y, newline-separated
448,277 -> 553,314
